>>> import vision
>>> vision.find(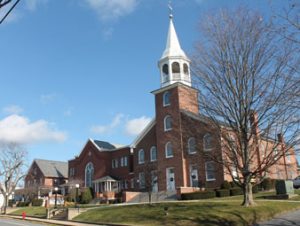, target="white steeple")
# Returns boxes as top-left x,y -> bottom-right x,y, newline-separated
158,8 -> 191,88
